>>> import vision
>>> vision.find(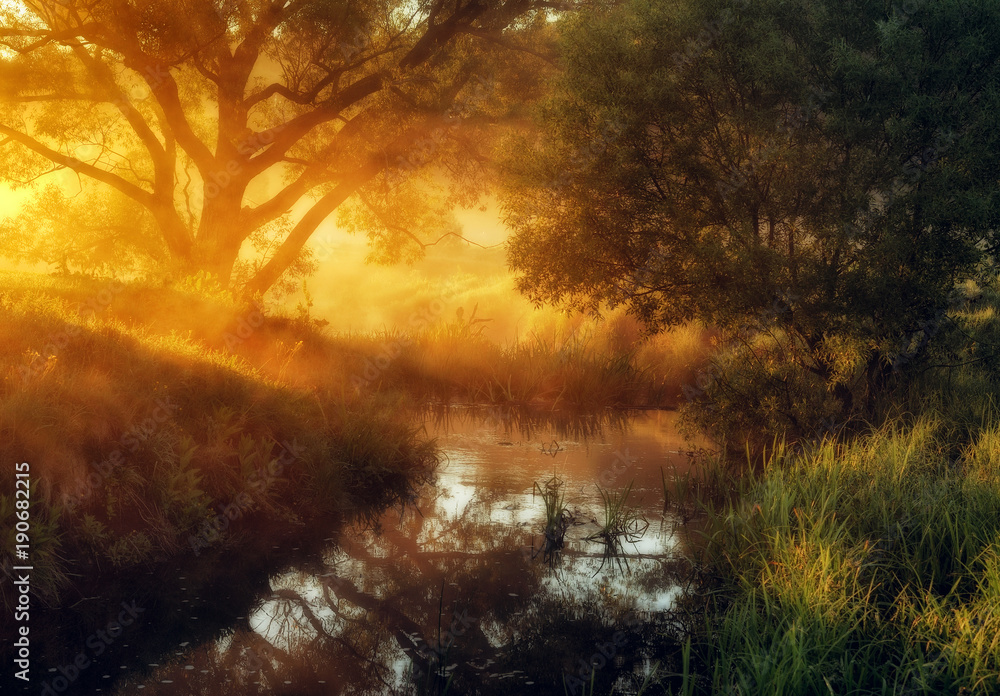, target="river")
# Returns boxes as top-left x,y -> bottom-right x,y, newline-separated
31,407 -> 712,696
